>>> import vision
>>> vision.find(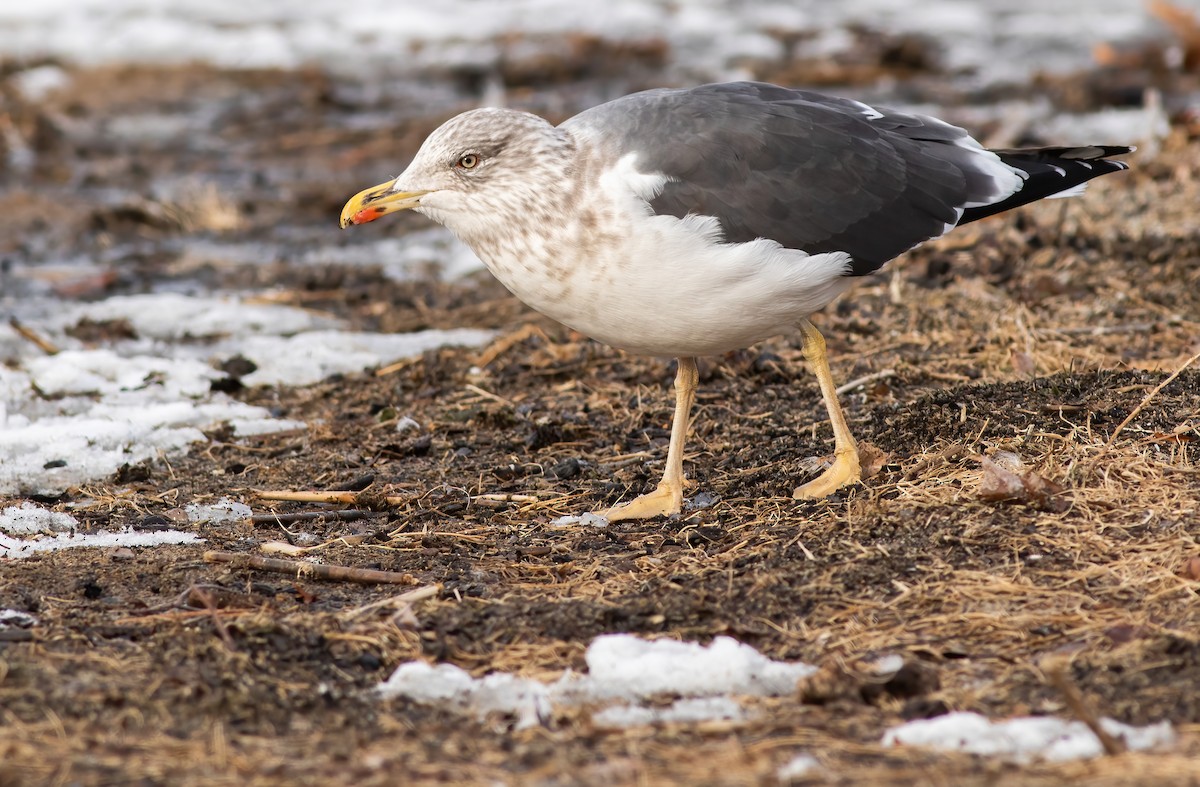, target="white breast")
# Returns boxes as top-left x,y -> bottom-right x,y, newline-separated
473,154 -> 856,358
